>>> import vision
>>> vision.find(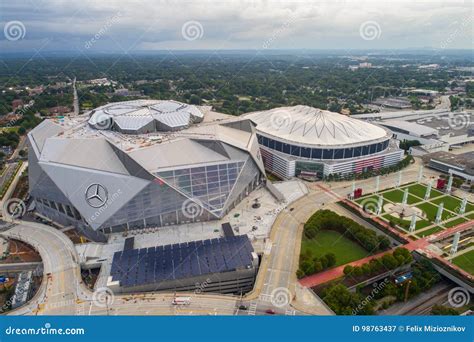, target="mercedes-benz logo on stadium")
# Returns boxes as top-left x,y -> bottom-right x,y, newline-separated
85,184 -> 109,208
